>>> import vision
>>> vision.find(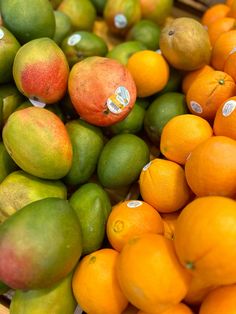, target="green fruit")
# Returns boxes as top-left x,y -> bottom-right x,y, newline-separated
144,92 -> 189,145
126,19 -> 161,51
0,26 -> 21,84
106,41 -> 146,65
10,273 -> 76,314
69,182 -> 111,254
0,198 -> 82,290
157,66 -> 183,95
0,84 -> 25,129
0,142 -> 18,184
64,119 -> 104,186
97,133 -> 150,188
53,10 -> 72,45
0,170 -> 67,221
0,0 -> 56,44
61,31 -> 108,67
58,0 -> 96,31
3,107 -> 72,180
141,0 -> 173,25
90,0 -> 107,14
135,97 -> 150,109
0,281 -> 9,295
108,103 -> 145,135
